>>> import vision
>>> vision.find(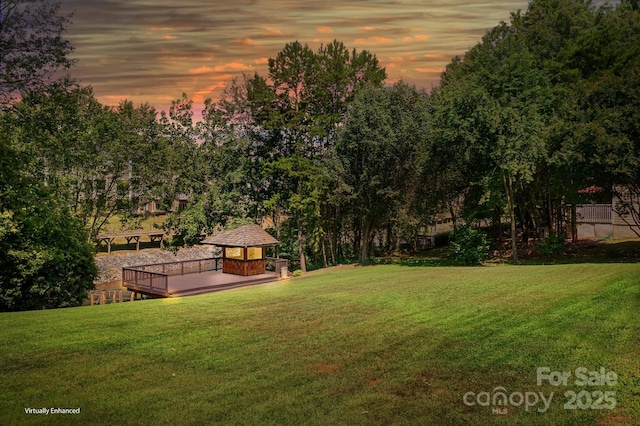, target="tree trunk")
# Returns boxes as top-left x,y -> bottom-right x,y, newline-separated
448,201 -> 458,228
328,229 -> 336,265
297,218 -> 306,272
504,172 -> 518,264
321,236 -> 328,268
360,218 -> 372,264
353,217 -> 361,258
